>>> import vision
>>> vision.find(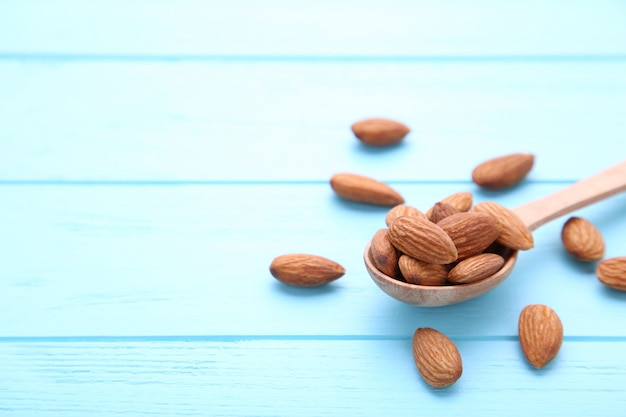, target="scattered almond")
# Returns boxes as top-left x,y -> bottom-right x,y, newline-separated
472,201 -> 534,250
399,255 -> 449,286
370,229 -> 401,278
437,212 -> 502,260
330,173 -> 404,206
385,204 -> 427,227
351,118 -> 410,146
561,216 -> 605,261
518,304 -> 563,369
472,152 -> 535,190
388,216 -> 458,264
596,257 -> 626,291
430,202 -> 460,224
269,254 -> 345,287
412,327 -> 463,388
448,253 -> 505,285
